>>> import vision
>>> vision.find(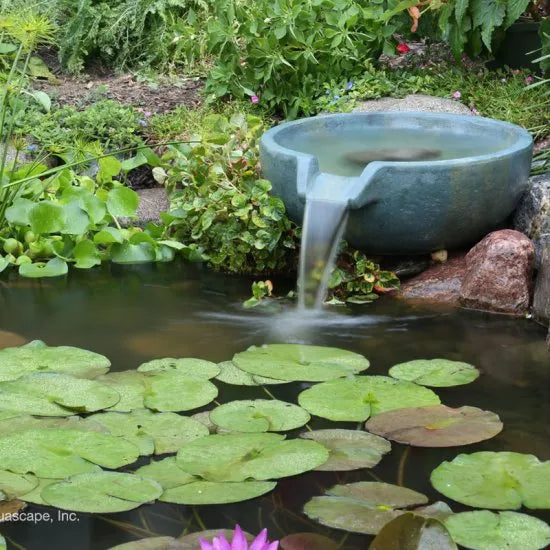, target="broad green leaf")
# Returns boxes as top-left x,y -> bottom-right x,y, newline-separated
143,371 -> 218,413
0,533 -> 5,550
0,373 -> 120,416
0,340 -> 110,381
505,0 -> 531,27
280,533 -> 339,550
97,371 -> 146,412
121,152 -> 148,172
107,187 -> 139,218
110,242 -> 156,264
233,344 -> 369,382
366,405 -> 502,447
138,358 -> 220,379
42,472 -> 162,513
454,0 -> 469,25
161,480 -> 277,505
73,239 -> 101,269
210,399 -> 310,432
471,0 -> 505,50
5,198 -> 35,226
298,375 -> 440,422
176,433 -> 329,482
30,90 -> 51,112
136,457 -> 196,490
0,470 -> 38,500
370,513 -> 458,550
430,452 -> 550,509
304,482 -> 428,535
29,201 -> 65,234
80,193 -> 106,224
444,511 -> 550,550
0,43 -> 17,53
0,429 -> 139,478
300,429 -> 390,471
0,414 -> 107,438
94,227 -> 124,244
19,257 -> 68,278
18,478 -> 60,505
215,361 -> 287,386
107,537 -> 176,550
389,359 -> 479,387
91,409 -> 209,455
61,201 -> 90,235
175,530 -> 255,549
98,156 -> 122,182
